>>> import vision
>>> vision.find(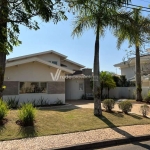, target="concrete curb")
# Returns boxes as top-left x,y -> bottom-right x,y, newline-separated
52,134 -> 150,150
